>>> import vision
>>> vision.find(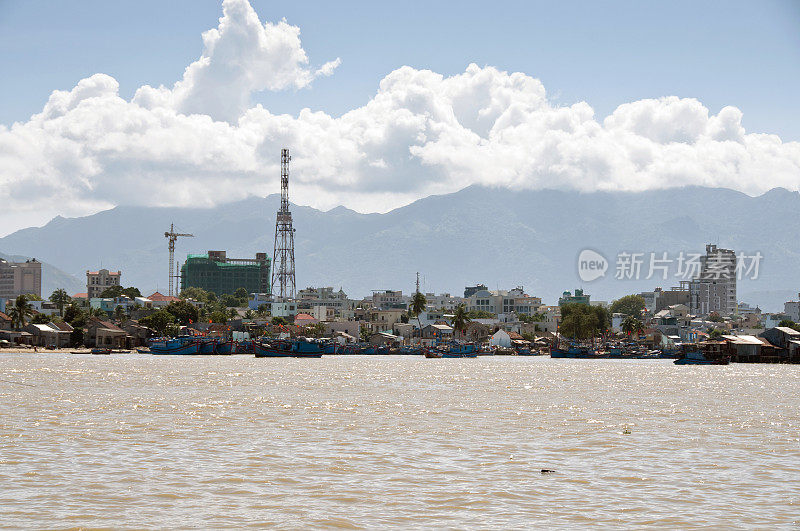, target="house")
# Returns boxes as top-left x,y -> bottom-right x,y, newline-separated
122,321 -> 150,347
86,318 -> 127,348
421,324 -> 453,342
294,313 -> 318,326
368,332 -> 401,346
462,321 -> 490,342
24,323 -> 71,348
147,292 -> 181,308
367,309 -> 405,333
760,326 -> 800,362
